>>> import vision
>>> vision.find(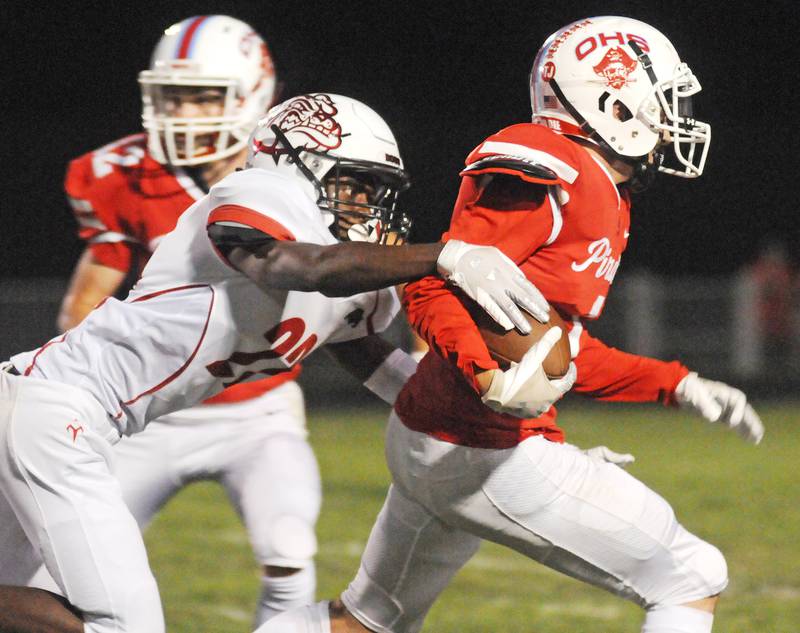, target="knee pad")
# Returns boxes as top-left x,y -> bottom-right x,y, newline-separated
653,538 -> 728,607
691,541 -> 728,597
261,514 -> 318,568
